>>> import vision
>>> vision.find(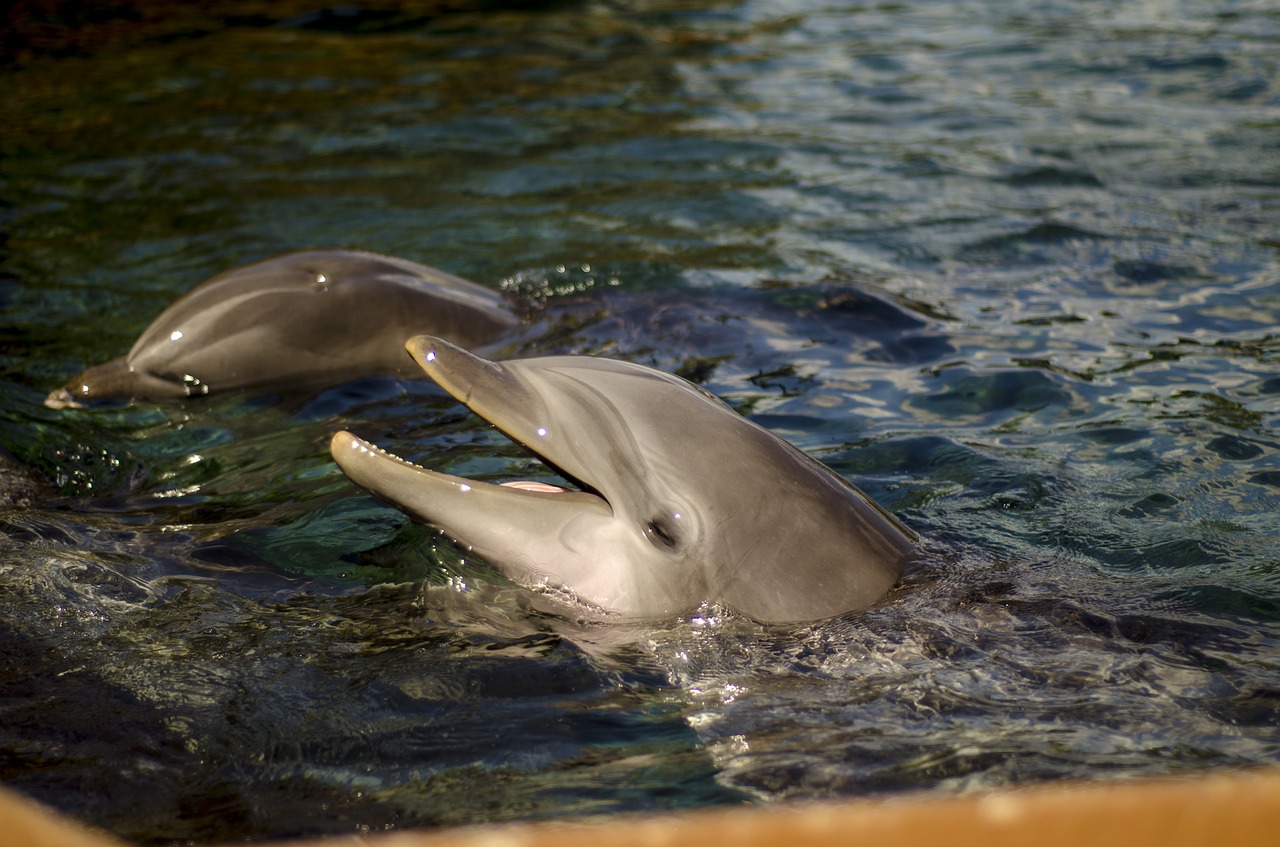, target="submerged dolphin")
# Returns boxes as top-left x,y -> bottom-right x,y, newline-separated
46,250 -> 517,408
331,336 -> 916,623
